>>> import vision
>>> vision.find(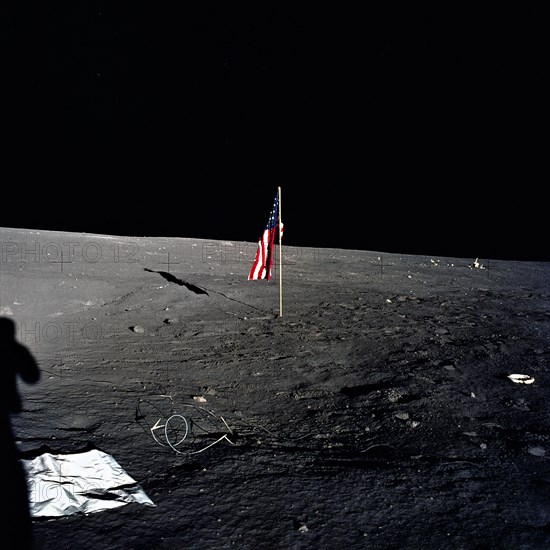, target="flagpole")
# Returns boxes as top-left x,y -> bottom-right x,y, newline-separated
278,186 -> 283,317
